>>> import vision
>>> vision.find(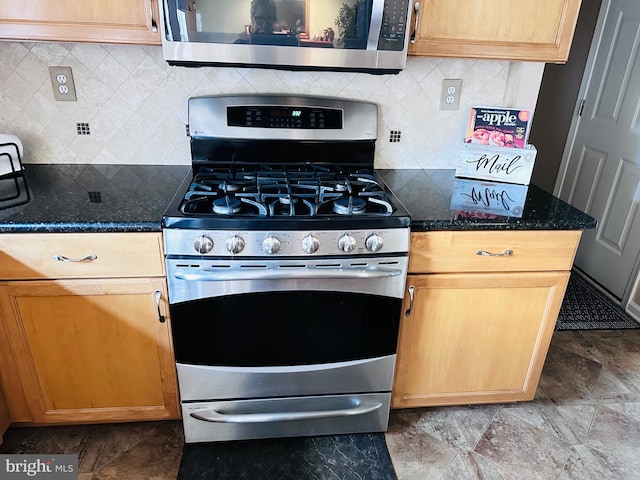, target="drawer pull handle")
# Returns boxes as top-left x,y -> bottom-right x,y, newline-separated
405,285 -> 414,317
410,2 -> 420,44
150,0 -> 158,32
52,254 -> 97,262
475,249 -> 514,257
155,290 -> 166,323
